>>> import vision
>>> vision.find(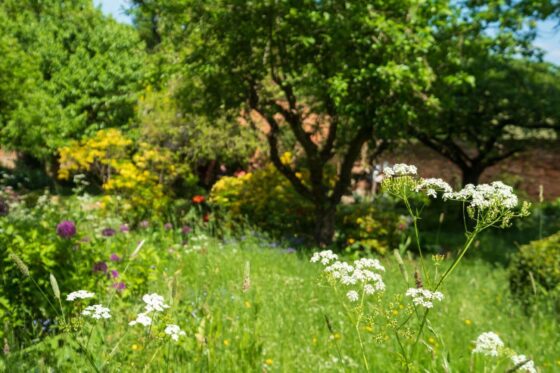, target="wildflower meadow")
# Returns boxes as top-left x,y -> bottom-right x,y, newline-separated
1,0 -> 560,372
